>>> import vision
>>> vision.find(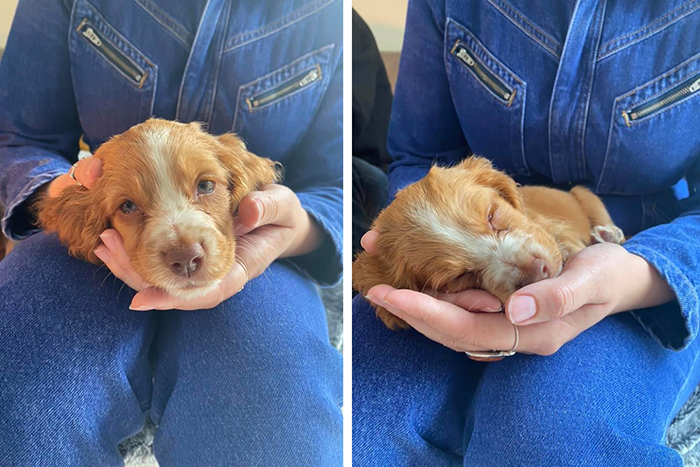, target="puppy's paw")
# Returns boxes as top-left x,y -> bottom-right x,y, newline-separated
591,225 -> 625,245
